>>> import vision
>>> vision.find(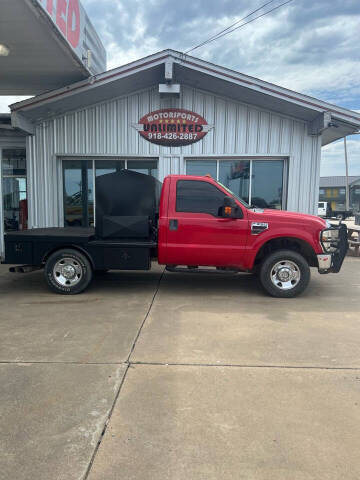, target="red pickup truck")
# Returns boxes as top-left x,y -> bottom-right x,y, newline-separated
3,171 -> 348,298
